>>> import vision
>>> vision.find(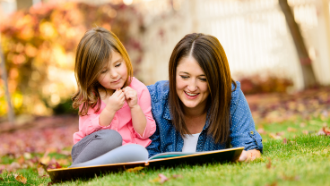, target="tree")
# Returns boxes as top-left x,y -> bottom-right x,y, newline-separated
279,0 -> 317,88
